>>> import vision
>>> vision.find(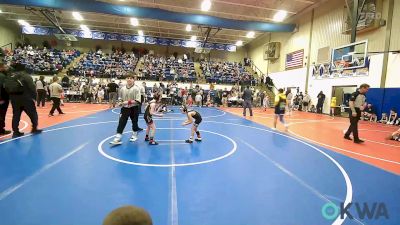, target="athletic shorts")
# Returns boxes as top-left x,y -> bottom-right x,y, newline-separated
194,118 -> 202,127
144,114 -> 153,124
274,107 -> 285,115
